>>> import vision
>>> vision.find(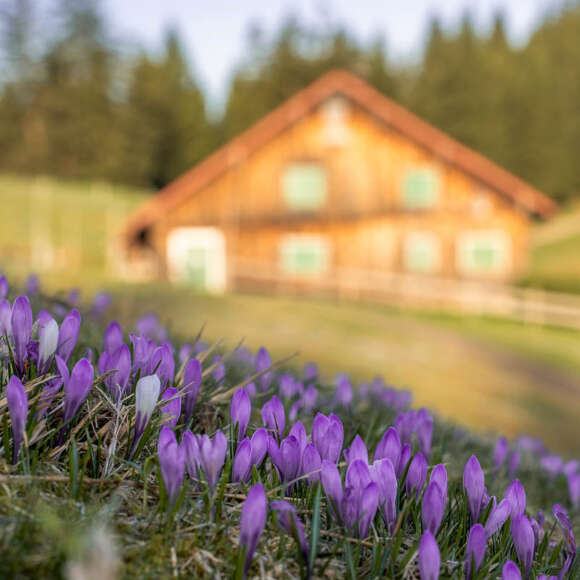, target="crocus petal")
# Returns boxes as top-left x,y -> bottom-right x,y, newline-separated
506,479 -> 527,518
463,455 -> 485,522
134,374 -> 161,439
374,426 -> 402,467
344,434 -> 369,466
182,358 -> 202,423
429,464 -> 448,507
250,428 -> 268,467
261,395 -> 285,438
6,375 -> 28,463
484,498 -> 511,539
63,358 -> 94,423
38,318 -> 59,371
231,388 -> 251,440
406,453 -> 427,498
302,443 -> 322,483
11,295 -> 33,372
358,481 -> 379,538
160,387 -> 181,427
502,561 -> 522,580
422,481 -> 445,535
511,514 -> 535,576
103,321 -> 124,355
233,437 -> 253,483
240,483 -> 267,572
465,524 -> 486,580
321,459 -> 343,510
370,458 -> 397,530
158,426 -> 185,506
419,530 -> 440,580
57,309 -> 81,362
